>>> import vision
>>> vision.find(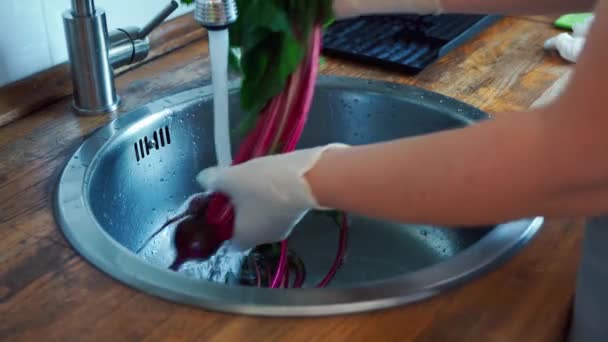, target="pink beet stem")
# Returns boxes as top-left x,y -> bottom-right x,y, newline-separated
283,264 -> 290,288
254,258 -> 262,287
269,67 -> 302,152
279,27 -> 322,152
270,241 -> 289,288
251,92 -> 285,157
316,212 -> 349,288
268,27 -> 322,287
